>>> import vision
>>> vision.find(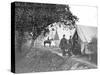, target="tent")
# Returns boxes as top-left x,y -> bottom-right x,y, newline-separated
72,25 -> 97,54
76,25 -> 97,43
54,30 -> 59,40
53,30 -> 60,47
